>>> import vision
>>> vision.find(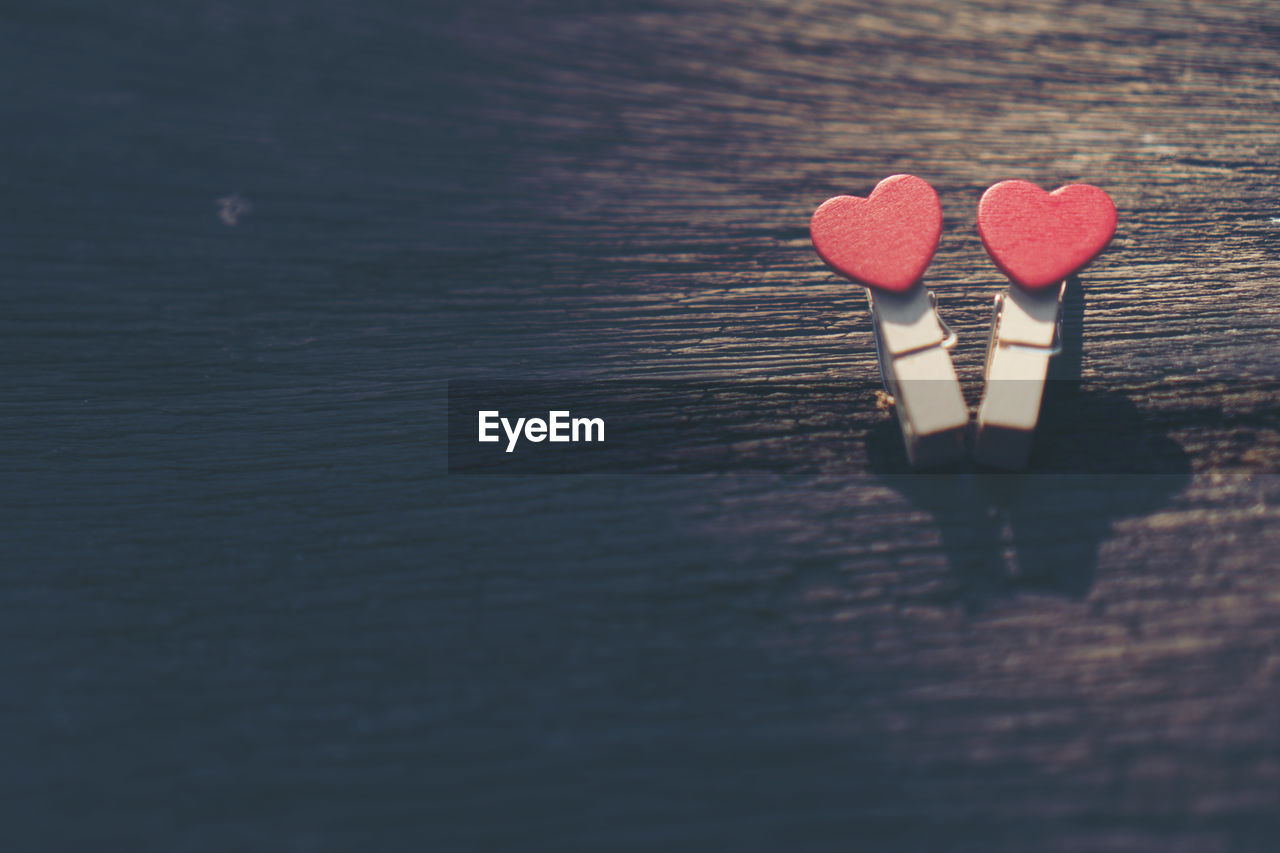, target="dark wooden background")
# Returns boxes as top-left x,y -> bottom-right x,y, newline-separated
4,0 -> 1280,849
